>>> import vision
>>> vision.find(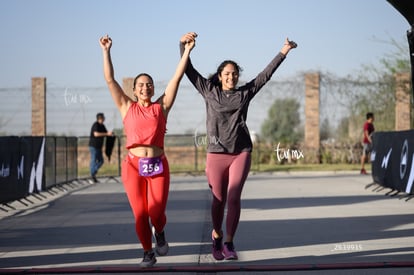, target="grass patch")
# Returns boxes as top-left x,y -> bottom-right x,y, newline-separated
78,164 -> 120,177
253,163 -> 368,173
